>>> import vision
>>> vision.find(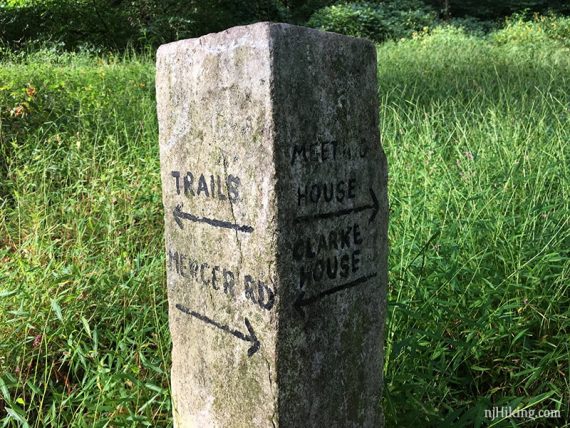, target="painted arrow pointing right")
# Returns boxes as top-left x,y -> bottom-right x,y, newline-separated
294,188 -> 379,224
175,304 -> 260,357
